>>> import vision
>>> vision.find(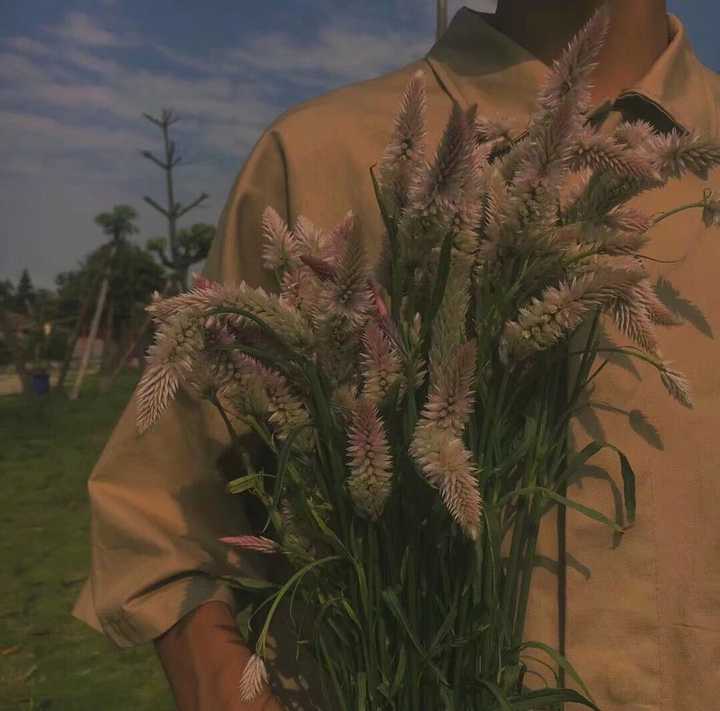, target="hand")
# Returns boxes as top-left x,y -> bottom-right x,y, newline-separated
155,600 -> 283,710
